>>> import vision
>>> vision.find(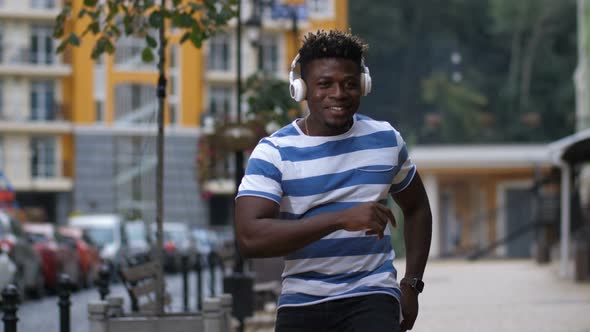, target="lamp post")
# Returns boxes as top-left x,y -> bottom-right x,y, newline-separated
222,2 -> 254,332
